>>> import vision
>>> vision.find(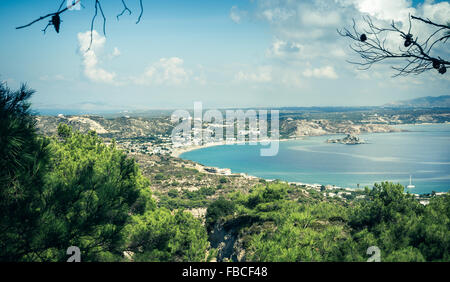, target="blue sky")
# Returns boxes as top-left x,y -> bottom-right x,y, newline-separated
0,0 -> 449,112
